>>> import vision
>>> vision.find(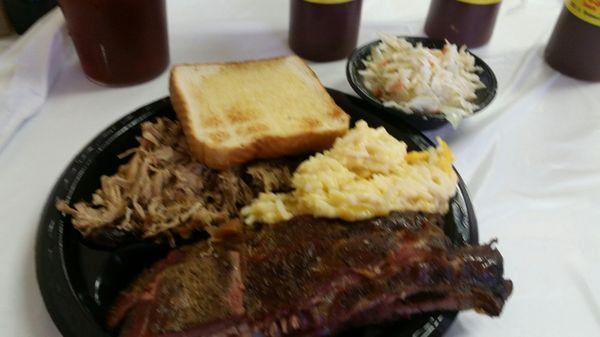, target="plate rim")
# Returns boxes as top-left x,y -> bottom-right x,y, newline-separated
36,90 -> 478,337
